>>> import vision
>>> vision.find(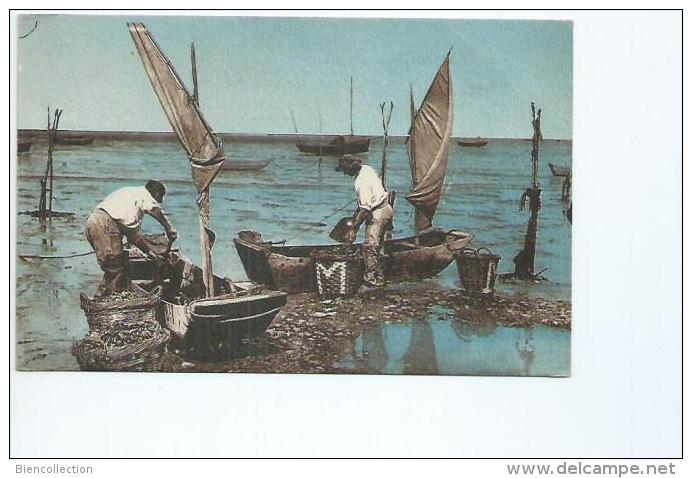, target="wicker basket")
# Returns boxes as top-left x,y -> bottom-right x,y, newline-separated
72,322 -> 170,372
80,285 -> 162,333
162,299 -> 192,340
312,249 -> 362,298
456,247 -> 501,296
